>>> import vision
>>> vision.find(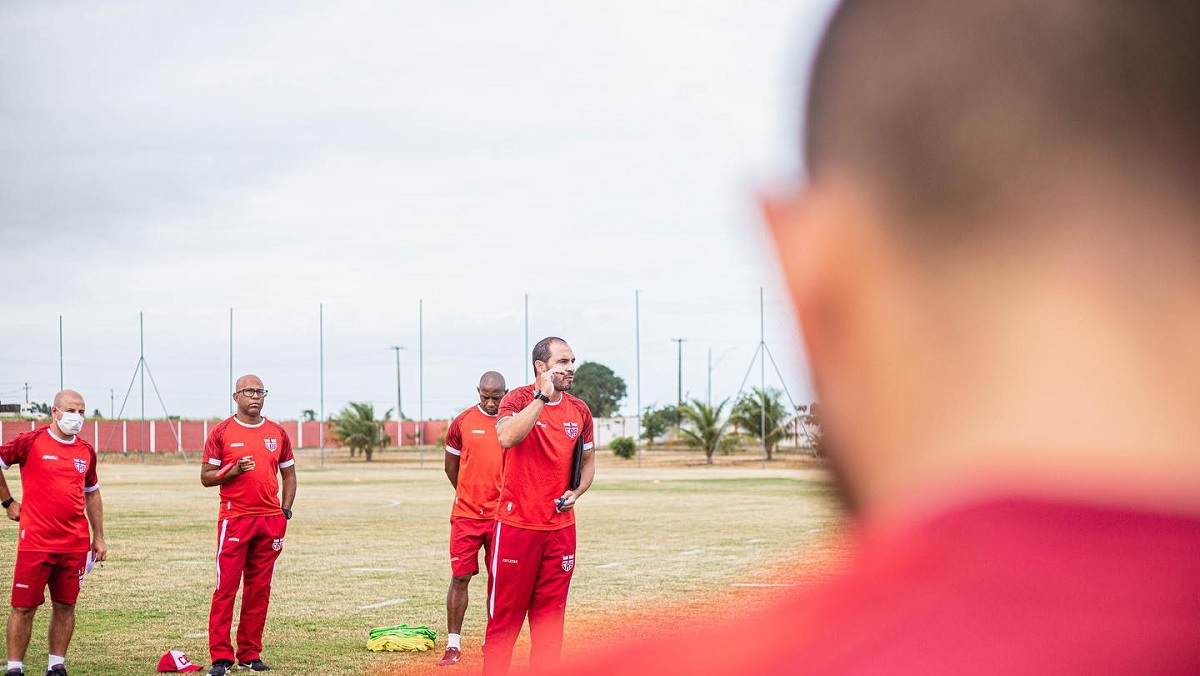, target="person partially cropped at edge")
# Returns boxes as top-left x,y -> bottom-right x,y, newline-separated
0,390 -> 106,676
545,1 -> 1200,674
